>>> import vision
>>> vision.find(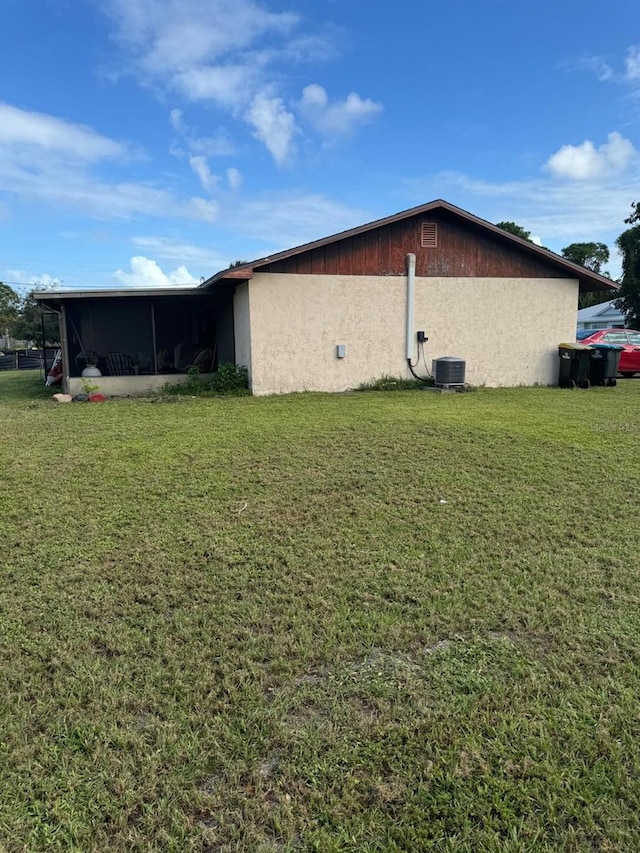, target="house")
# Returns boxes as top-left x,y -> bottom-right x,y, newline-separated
576,299 -> 625,332
35,200 -> 617,396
